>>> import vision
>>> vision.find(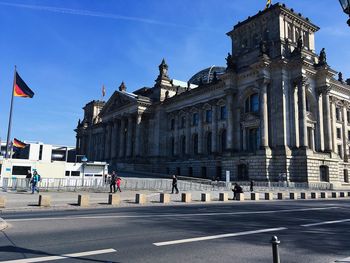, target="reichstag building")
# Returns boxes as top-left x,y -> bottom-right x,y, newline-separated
76,3 -> 350,187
